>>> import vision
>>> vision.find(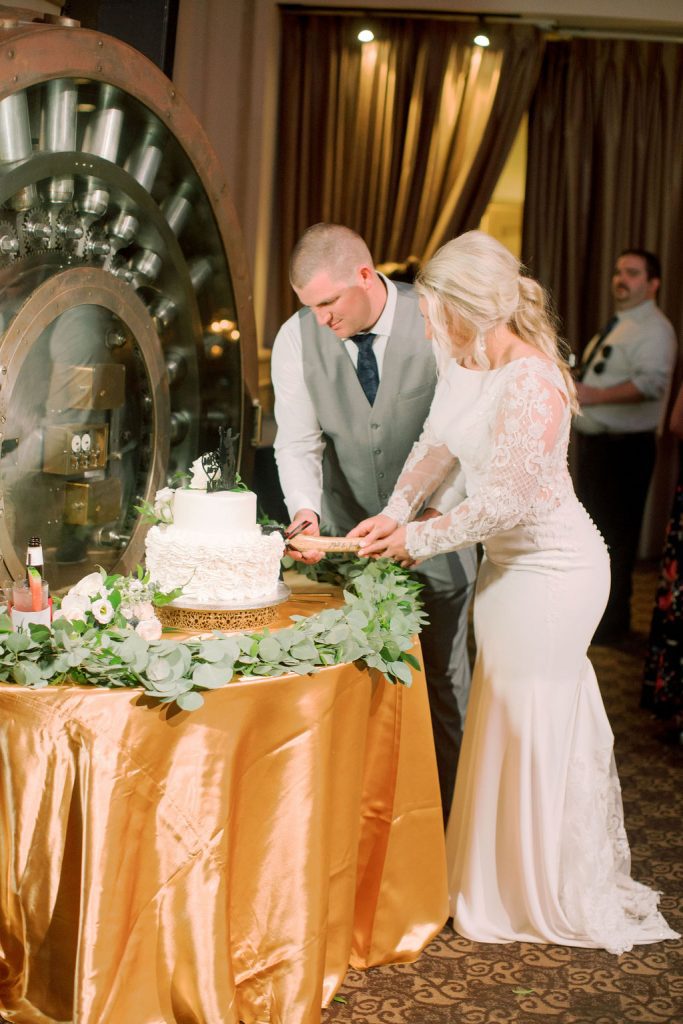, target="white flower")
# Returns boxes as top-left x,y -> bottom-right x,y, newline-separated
91,598 -> 114,624
135,616 -> 162,641
70,572 -> 106,598
189,457 -> 209,490
153,487 -> 174,523
60,593 -> 91,621
120,604 -> 134,621
131,601 -> 155,622
127,579 -> 144,595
